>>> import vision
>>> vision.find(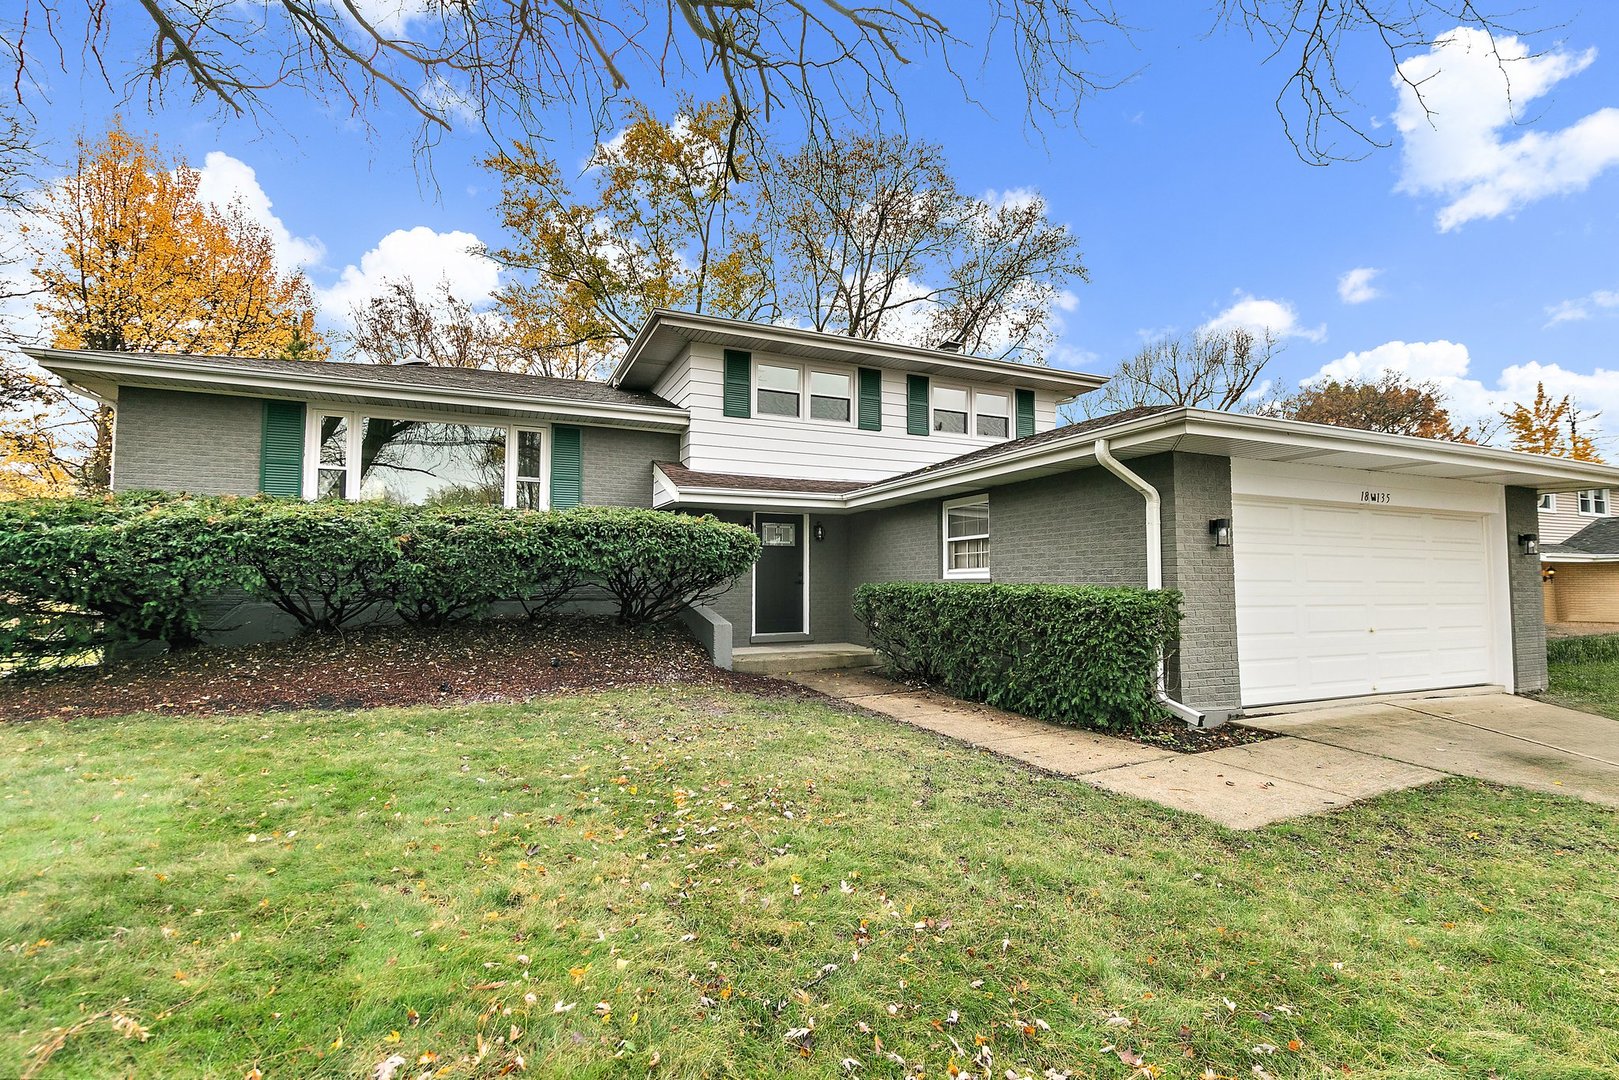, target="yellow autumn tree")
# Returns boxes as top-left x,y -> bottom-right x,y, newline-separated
1499,382 -> 1603,463
14,119 -> 326,492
